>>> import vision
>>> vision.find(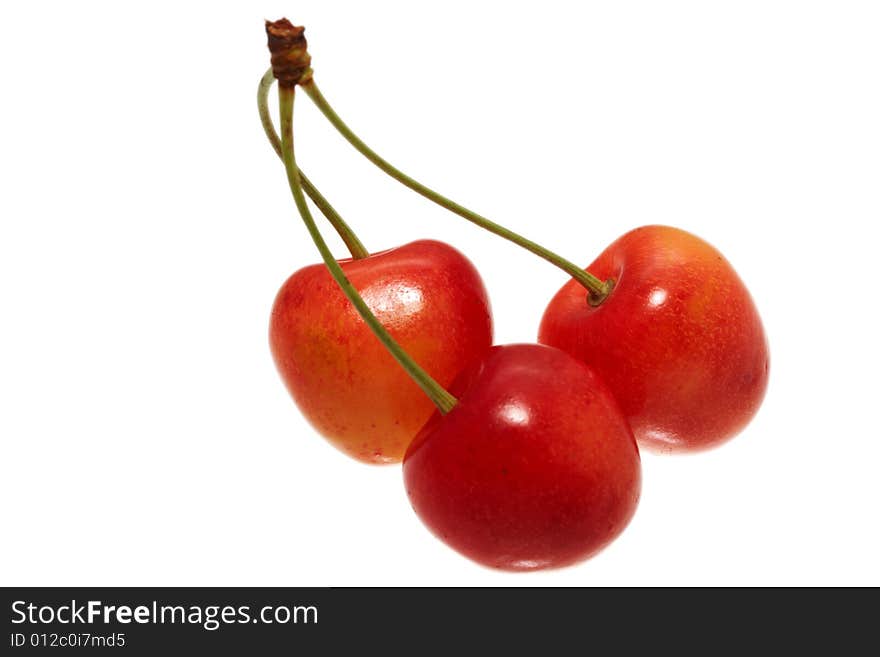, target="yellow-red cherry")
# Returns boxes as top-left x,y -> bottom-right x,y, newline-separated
540,225 -> 769,453
270,239 -> 492,464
